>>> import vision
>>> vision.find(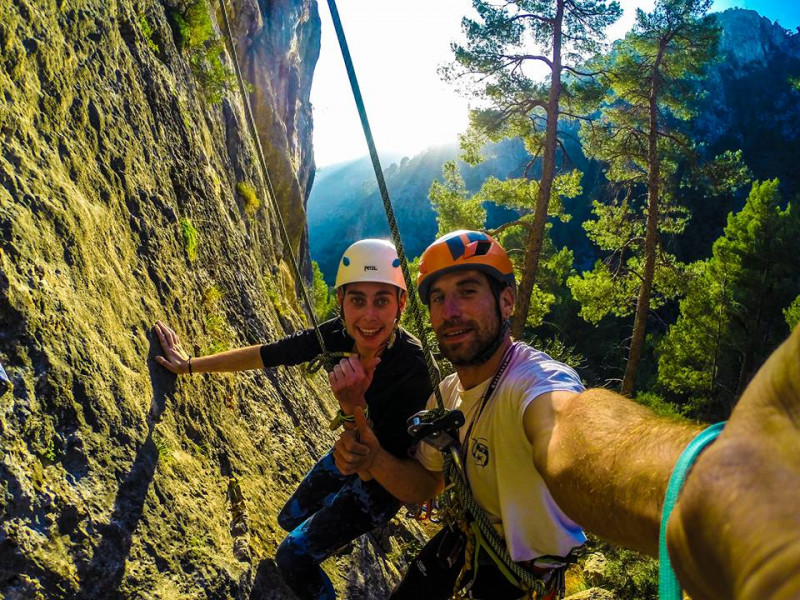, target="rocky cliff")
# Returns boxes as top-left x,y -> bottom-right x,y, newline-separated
0,0 -> 418,598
